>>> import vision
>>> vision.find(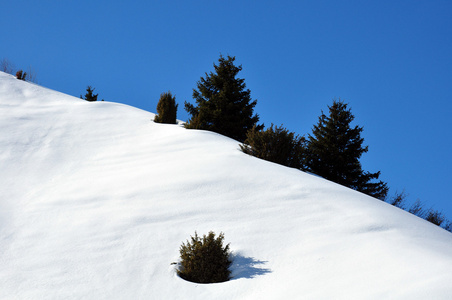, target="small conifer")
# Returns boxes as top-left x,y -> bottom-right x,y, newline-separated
154,91 -> 178,124
177,231 -> 232,283
80,86 -> 98,102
